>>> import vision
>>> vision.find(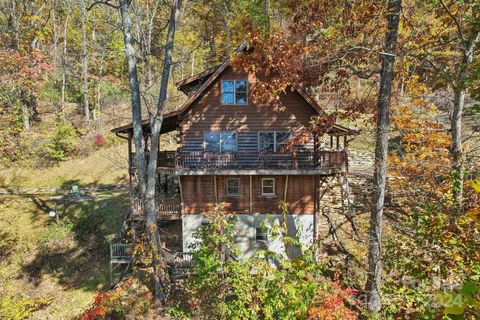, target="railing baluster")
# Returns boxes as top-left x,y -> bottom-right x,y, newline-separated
175,150 -> 345,171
